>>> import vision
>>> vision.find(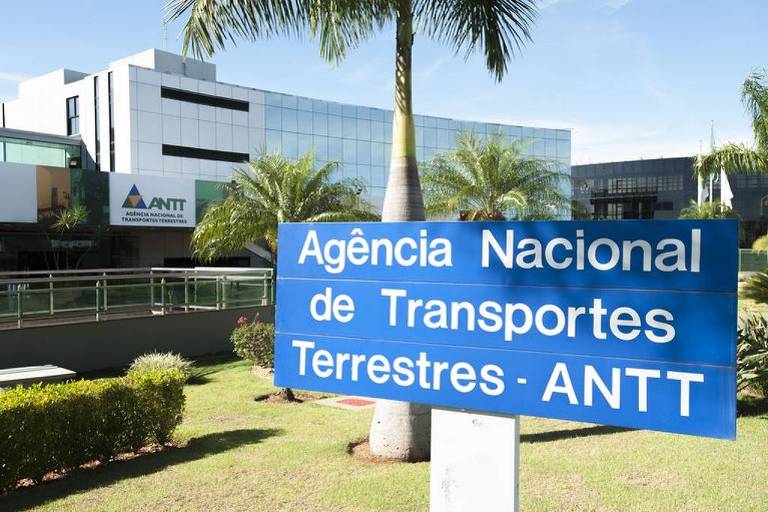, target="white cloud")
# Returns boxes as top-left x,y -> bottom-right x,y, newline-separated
604,0 -> 630,11
415,56 -> 452,83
